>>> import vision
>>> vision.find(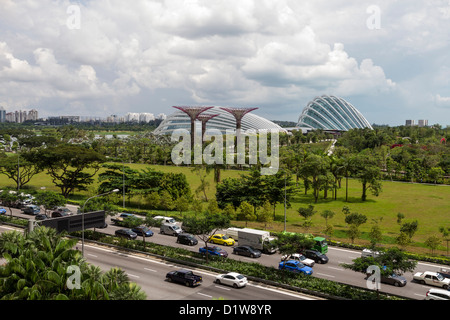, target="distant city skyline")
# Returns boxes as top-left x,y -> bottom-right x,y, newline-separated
1,1 -> 450,126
